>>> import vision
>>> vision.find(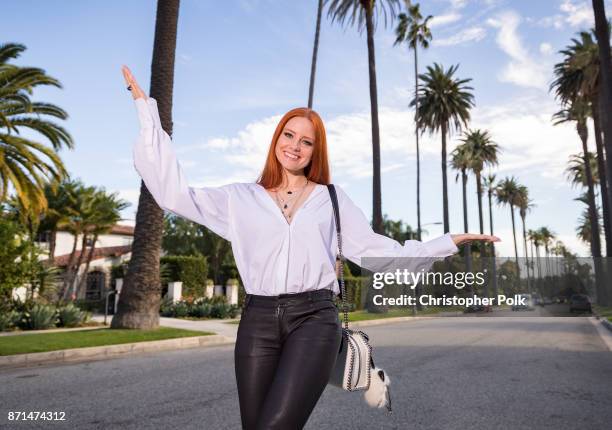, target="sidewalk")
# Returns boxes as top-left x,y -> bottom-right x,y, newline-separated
90,314 -> 241,339
1,312 -> 453,370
